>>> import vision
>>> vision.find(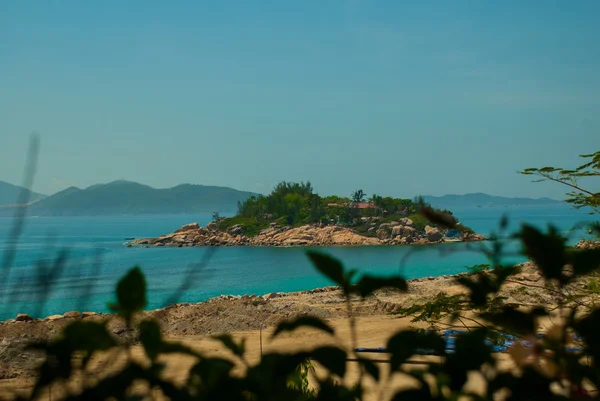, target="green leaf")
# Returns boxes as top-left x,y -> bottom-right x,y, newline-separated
139,320 -> 162,361
212,334 -> 246,358
387,331 -> 445,371
311,346 -> 347,377
355,275 -> 407,297
520,225 -> 567,283
112,266 -> 147,322
356,357 -> 379,381
272,316 -> 335,338
306,251 -> 346,289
